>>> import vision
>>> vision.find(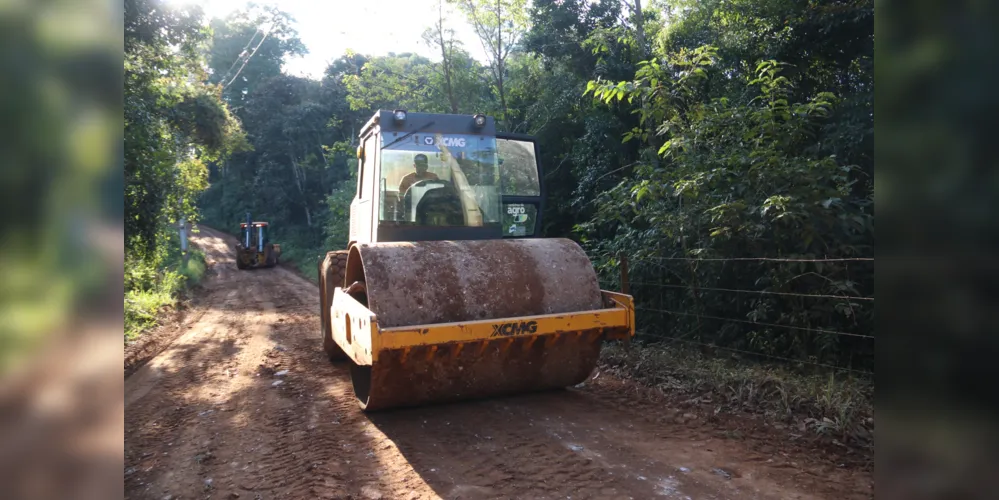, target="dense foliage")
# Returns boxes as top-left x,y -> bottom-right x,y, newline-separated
1,0 -> 119,369
124,0 -> 245,337
127,0 -> 873,371
197,9 -> 368,270
577,0 -> 874,372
